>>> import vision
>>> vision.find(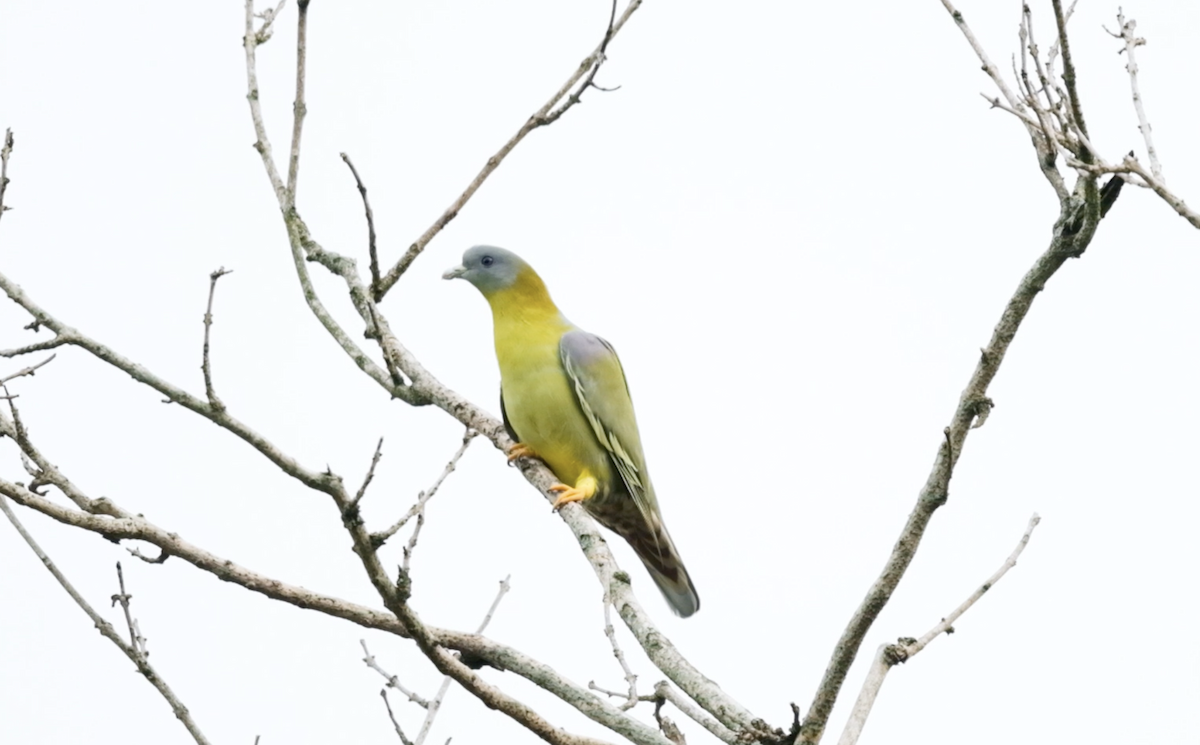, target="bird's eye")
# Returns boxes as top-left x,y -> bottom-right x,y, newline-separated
481,255 -> 495,267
